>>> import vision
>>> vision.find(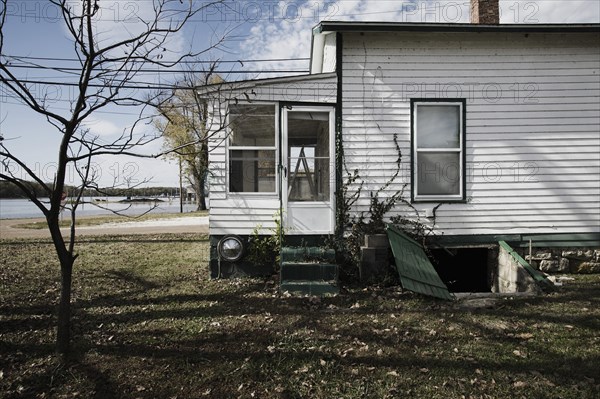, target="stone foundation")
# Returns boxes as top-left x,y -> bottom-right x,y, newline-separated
521,247 -> 600,274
